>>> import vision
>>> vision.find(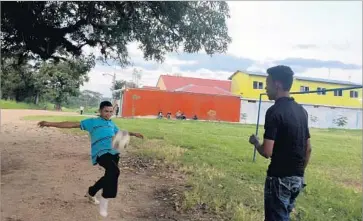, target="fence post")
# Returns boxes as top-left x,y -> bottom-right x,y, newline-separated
253,94 -> 263,162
